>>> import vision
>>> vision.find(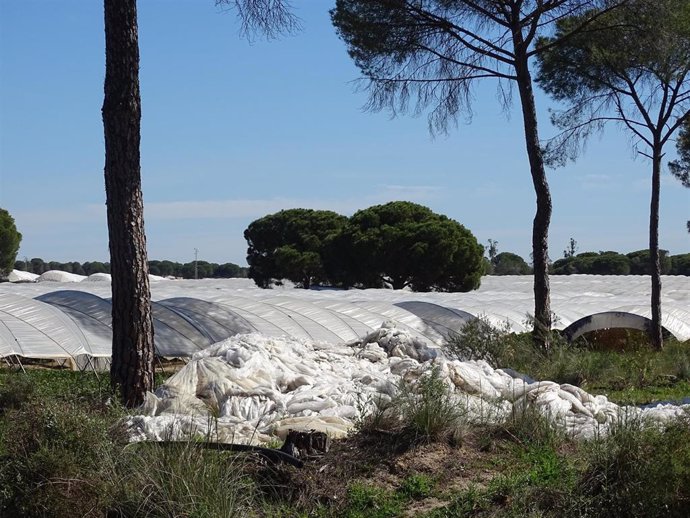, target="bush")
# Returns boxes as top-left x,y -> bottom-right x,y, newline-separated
396,366 -> 467,444
496,401 -> 565,449
0,374 -> 34,414
444,317 -> 517,366
0,399 -> 119,517
0,370 -> 258,517
111,442 -> 257,518
356,365 -> 467,445
576,413 -> 690,518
